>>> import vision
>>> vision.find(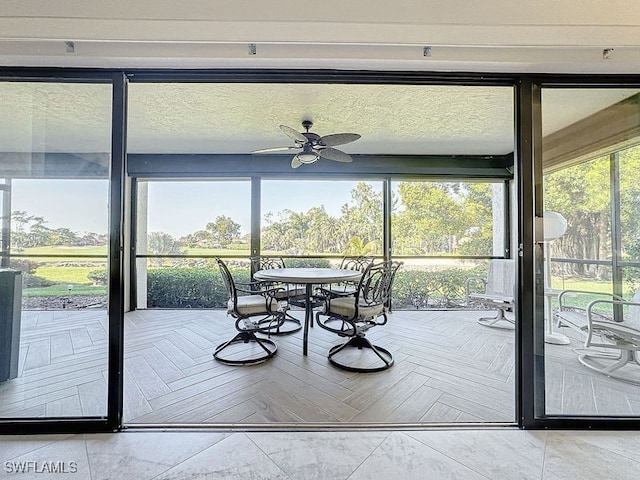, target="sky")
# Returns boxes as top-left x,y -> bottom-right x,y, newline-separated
12,179 -> 109,234
10,178 -> 380,238
145,180 -> 375,237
